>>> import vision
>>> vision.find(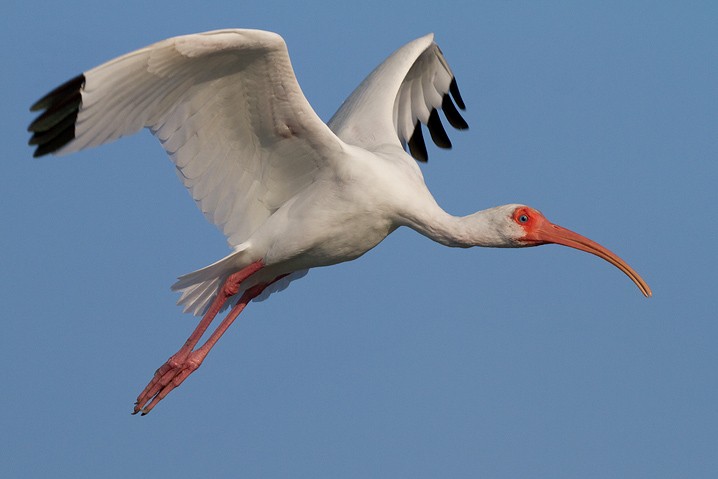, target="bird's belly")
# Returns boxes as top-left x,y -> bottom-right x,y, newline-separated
259,209 -> 395,271
303,223 -> 392,265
